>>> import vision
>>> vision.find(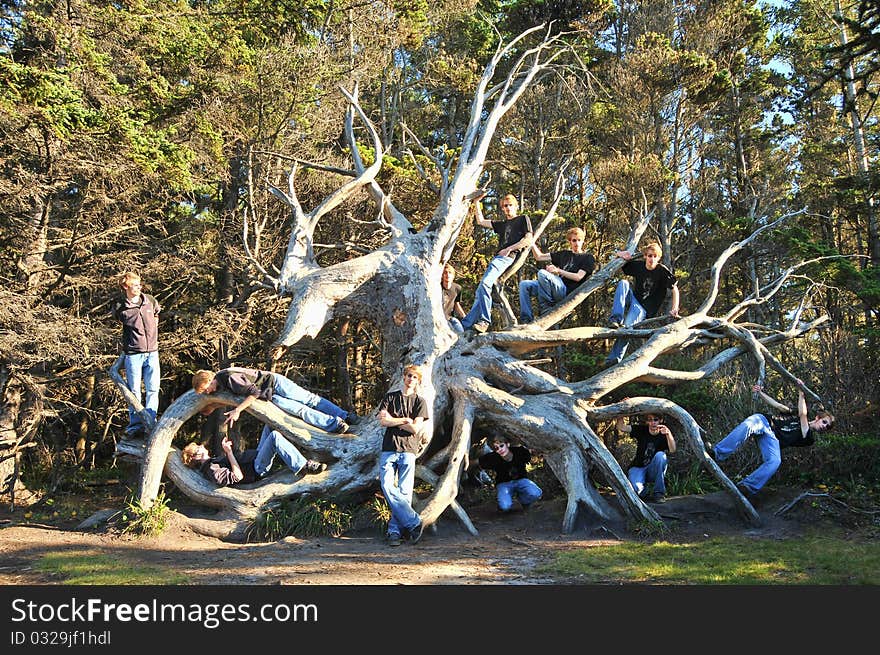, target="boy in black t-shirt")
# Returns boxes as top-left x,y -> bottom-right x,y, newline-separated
377,365 -> 431,546
478,435 -> 543,512
605,241 -> 679,365
519,226 -> 596,323
707,384 -> 835,497
615,413 -> 676,503
460,191 -> 533,333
